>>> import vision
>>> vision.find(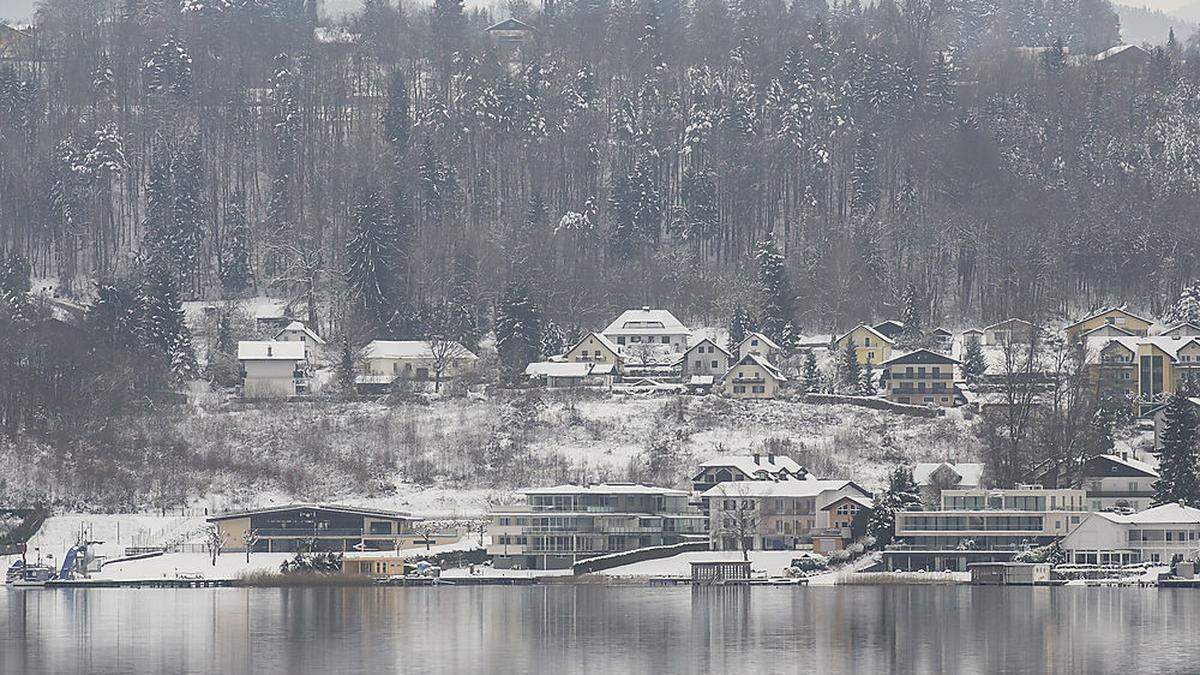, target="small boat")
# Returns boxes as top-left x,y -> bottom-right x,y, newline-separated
6,561 -> 55,588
